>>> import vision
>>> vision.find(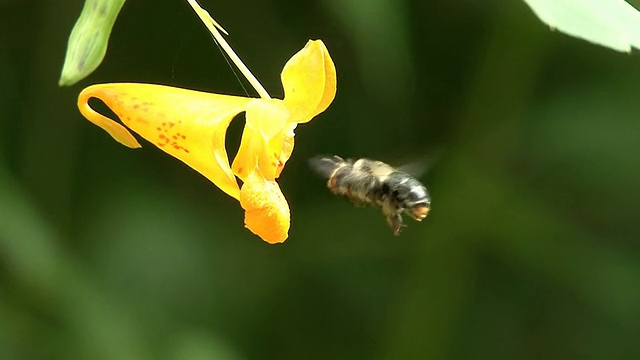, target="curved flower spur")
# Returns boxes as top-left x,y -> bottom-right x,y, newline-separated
77,0 -> 337,243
